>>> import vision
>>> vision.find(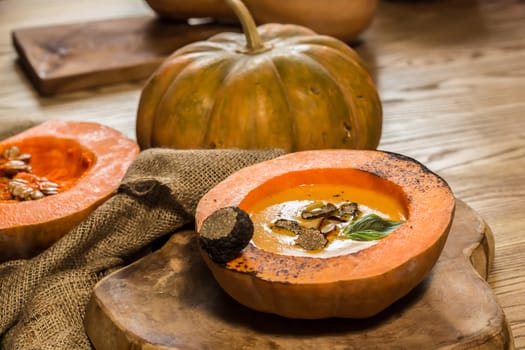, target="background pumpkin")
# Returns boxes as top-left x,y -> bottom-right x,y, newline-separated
136,0 -> 382,152
144,0 -> 379,43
